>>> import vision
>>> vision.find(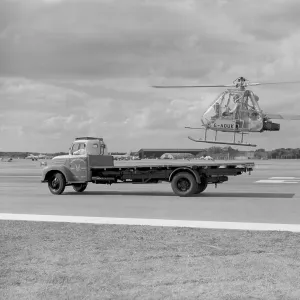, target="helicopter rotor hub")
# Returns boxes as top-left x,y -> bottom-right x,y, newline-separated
234,76 -> 249,89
